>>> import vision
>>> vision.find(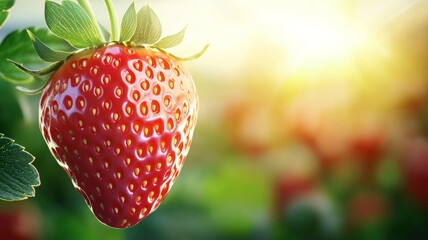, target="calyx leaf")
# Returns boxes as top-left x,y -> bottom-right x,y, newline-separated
9,60 -> 62,77
154,25 -> 187,49
1,1 -> 208,87
131,4 -> 162,44
0,28 -> 70,84
15,83 -> 49,95
0,0 -> 14,28
164,43 -> 210,62
0,133 -> 40,201
120,1 -> 137,42
27,29 -> 72,62
45,0 -> 103,48
0,0 -> 13,9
